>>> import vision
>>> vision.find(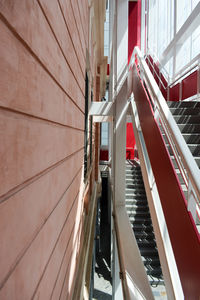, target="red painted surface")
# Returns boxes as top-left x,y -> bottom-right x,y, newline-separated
107,63 -> 110,75
128,0 -> 141,63
147,55 -> 198,101
160,85 -> 167,100
149,55 -> 153,65
127,0 -> 140,159
160,73 -> 168,100
154,62 -> 159,75
169,83 -> 180,101
132,64 -> 200,299
100,149 -> 109,161
182,70 -> 198,100
126,123 -> 135,159
160,72 -> 167,88
149,62 -> 154,75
